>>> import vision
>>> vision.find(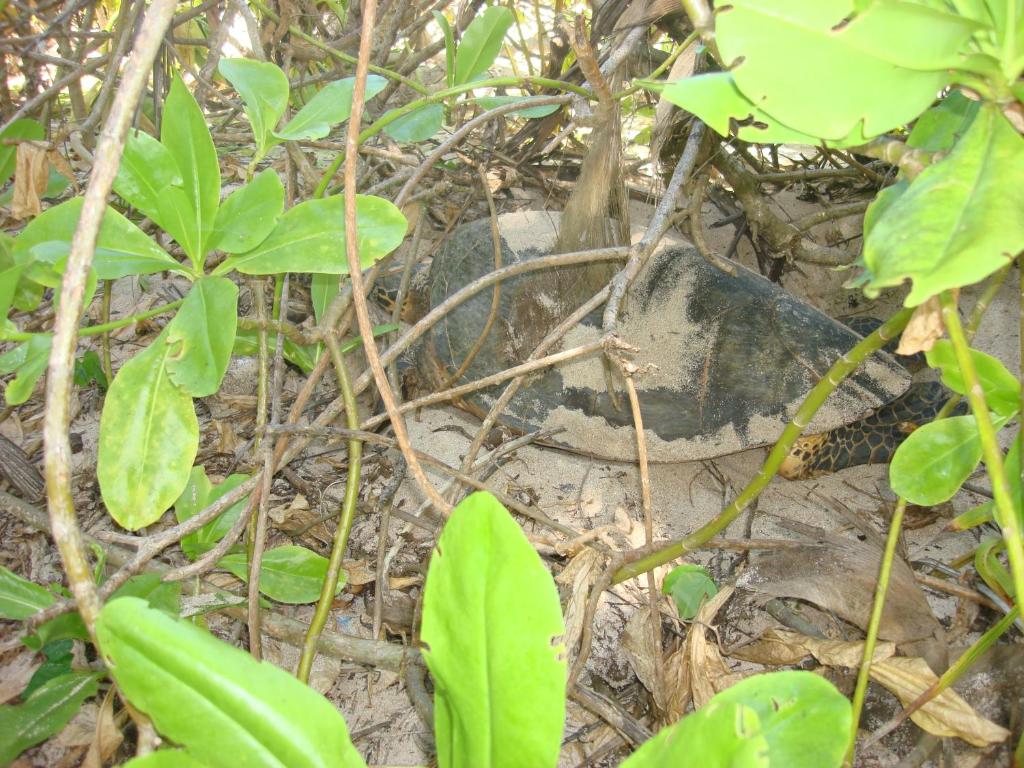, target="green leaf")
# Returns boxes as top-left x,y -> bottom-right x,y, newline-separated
975,537 -> 1013,599
218,545 -> 343,604
218,58 -> 290,160
0,118 -> 45,185
164,277 -> 238,397
0,333 -> 51,406
162,75 -> 221,263
454,6 -> 514,85
651,72 -> 829,146
0,565 -> 56,619
12,198 -> 182,279
232,330 -> 318,373
662,564 -> 718,620
23,640 -> 75,699
114,129 -> 184,222
907,92 -> 981,152
124,750 -> 210,768
29,611 -> 89,651
715,1 -> 976,141
622,671 -> 850,768
381,103 -> 444,142
925,339 -> 1020,417
0,672 -> 103,765
274,75 -> 388,142
207,169 -> 284,255
175,468 -> 251,561
890,412 -> 1010,505
73,350 -> 108,391
421,491 -> 566,768
97,334 -> 200,530
311,273 -> 340,326
475,95 -> 561,118
433,10 -> 456,88
862,105 -> 1024,306
862,179 -> 908,238
217,195 -> 407,275
111,573 -> 182,616
96,597 -> 367,768
155,185 -> 205,264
